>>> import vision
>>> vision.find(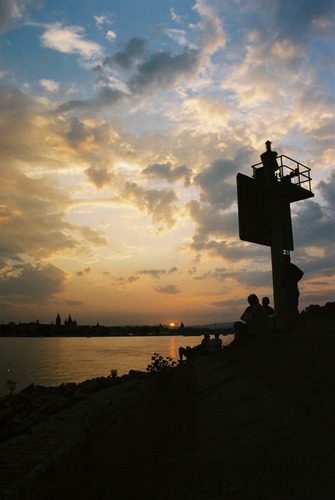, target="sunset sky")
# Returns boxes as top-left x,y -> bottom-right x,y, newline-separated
1,0 -> 334,326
